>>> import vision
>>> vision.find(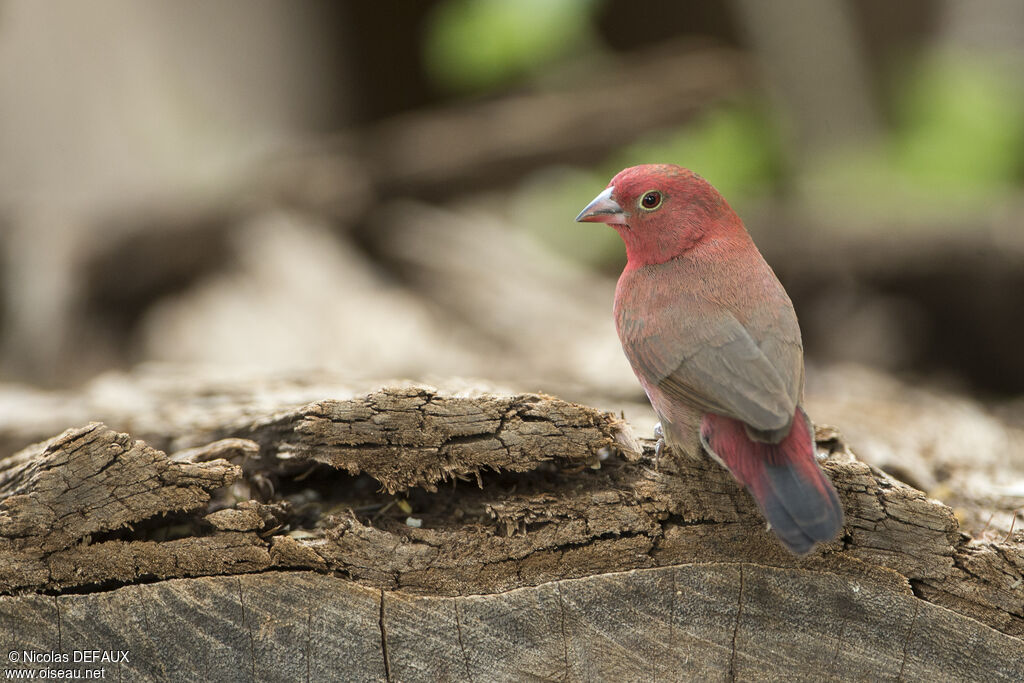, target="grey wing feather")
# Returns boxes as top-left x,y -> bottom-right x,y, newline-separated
663,313 -> 798,430
623,311 -> 799,433
659,316 -> 796,432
